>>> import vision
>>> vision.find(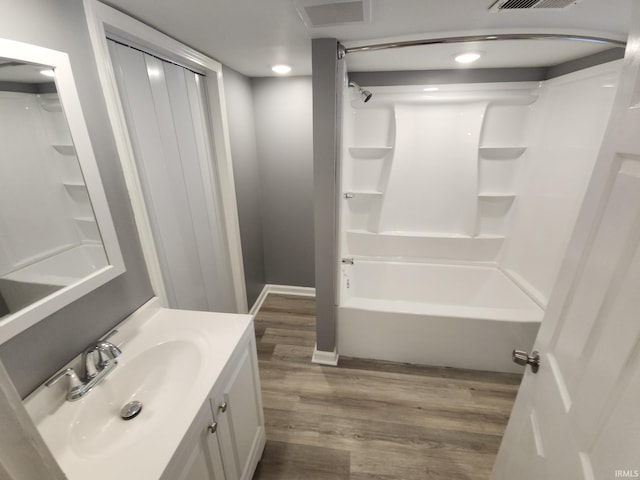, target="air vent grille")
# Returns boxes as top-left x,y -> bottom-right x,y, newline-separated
499,0 -> 539,8
295,0 -> 372,27
490,0 -> 583,10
